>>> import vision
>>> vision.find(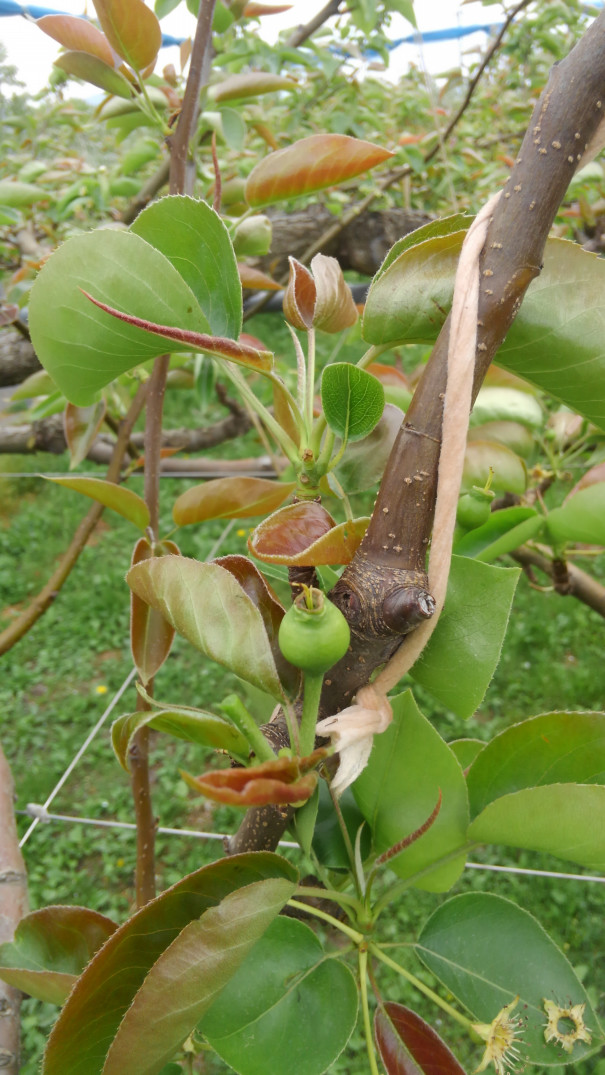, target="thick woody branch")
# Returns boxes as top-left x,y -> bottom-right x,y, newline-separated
0,745 -> 28,1075
326,11 -> 605,708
